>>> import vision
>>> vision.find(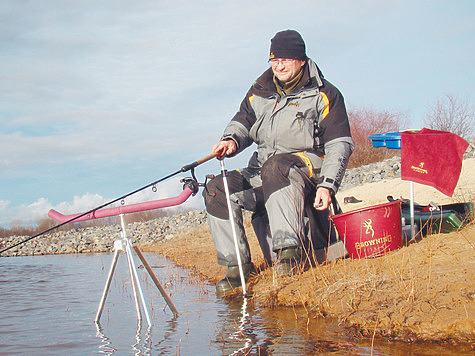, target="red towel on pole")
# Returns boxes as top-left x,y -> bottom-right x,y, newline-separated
400,128 -> 468,196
